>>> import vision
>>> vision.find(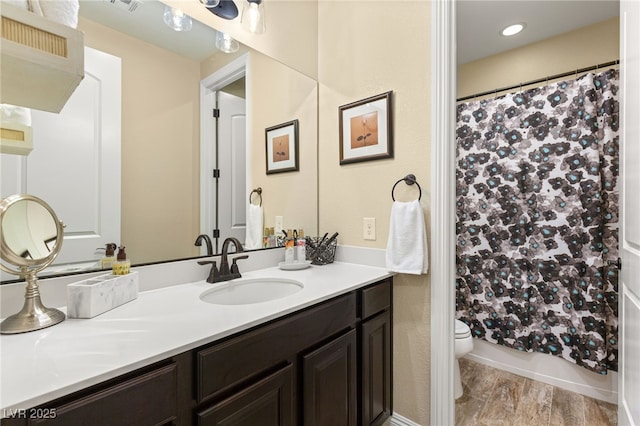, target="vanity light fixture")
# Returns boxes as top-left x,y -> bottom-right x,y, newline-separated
216,32 -> 240,53
163,6 -> 193,32
200,0 -> 239,20
500,22 -> 526,37
241,0 -> 266,34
